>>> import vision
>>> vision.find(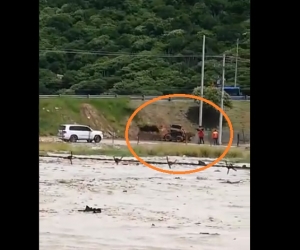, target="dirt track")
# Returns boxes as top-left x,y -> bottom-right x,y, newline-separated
39,136 -> 250,149
39,157 -> 250,250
